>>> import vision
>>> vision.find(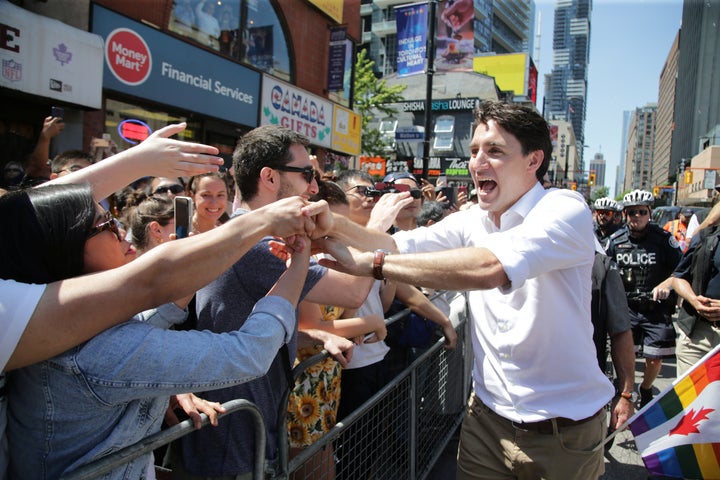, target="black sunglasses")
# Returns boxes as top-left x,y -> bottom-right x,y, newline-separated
153,184 -> 184,195
346,185 -> 382,198
88,211 -> 122,241
375,182 -> 423,199
626,209 -> 650,217
275,165 -> 315,184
